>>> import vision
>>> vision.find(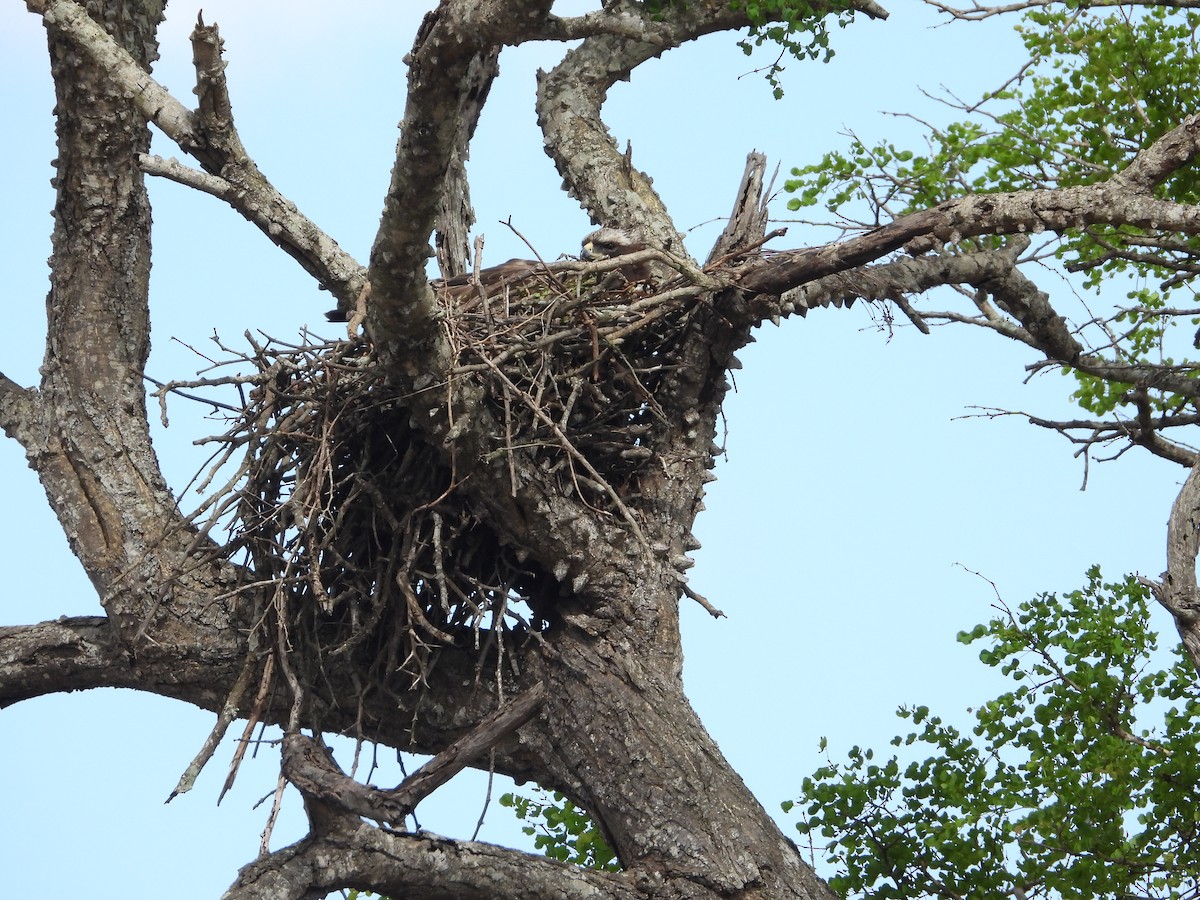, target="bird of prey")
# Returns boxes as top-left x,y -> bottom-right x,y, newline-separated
325,228 -> 648,321
580,227 -> 646,265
